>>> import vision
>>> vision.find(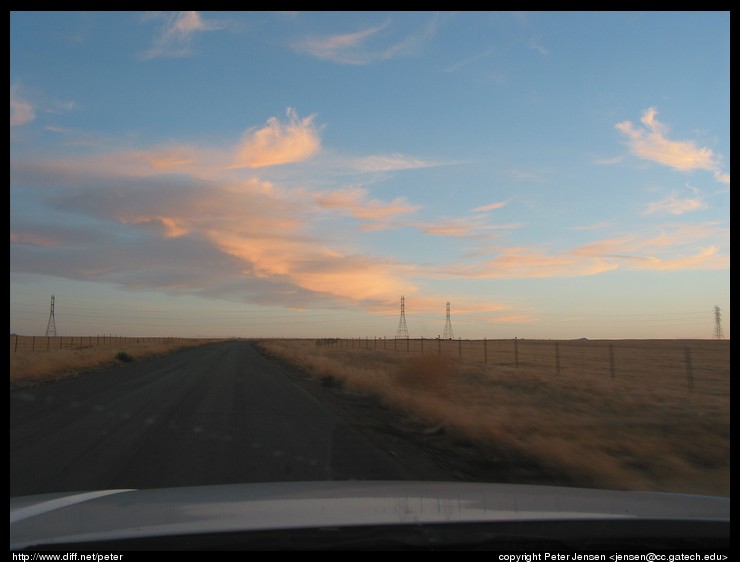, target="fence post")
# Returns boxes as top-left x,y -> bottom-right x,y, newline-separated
458,337 -> 462,359
684,347 -> 694,391
555,341 -> 560,373
484,338 -> 487,364
438,337 -> 441,355
514,338 -> 518,368
406,338 -> 409,352
608,344 -> 615,378
14,335 -> 18,352
31,336 -> 35,352
421,337 -> 424,354
47,336 -> 50,351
